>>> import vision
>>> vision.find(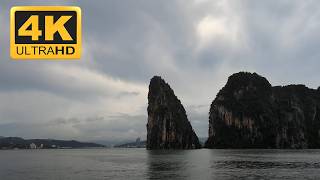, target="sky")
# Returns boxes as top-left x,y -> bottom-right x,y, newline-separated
0,0 -> 320,142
